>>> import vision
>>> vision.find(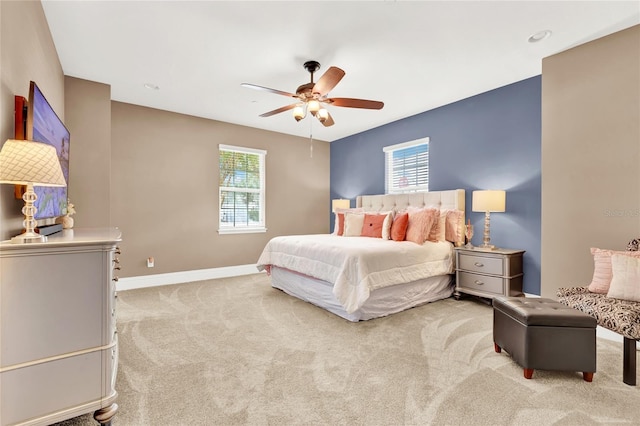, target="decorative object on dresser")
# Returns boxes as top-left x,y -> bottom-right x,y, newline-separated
0,228 -> 121,425
471,189 -> 505,249
454,247 -> 524,300
464,219 -> 474,249
56,198 -> 77,229
0,139 -> 67,243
